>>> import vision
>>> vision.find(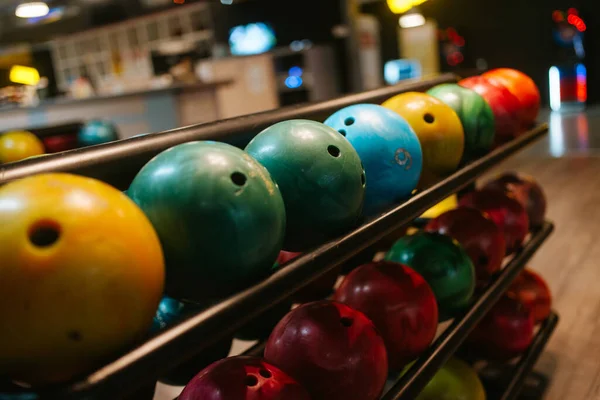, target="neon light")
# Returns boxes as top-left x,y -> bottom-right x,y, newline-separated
9,65 -> 40,85
552,10 -> 563,22
288,66 -> 303,77
285,76 -> 303,89
549,66 -> 561,111
576,63 -> 587,103
568,7 -> 578,15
